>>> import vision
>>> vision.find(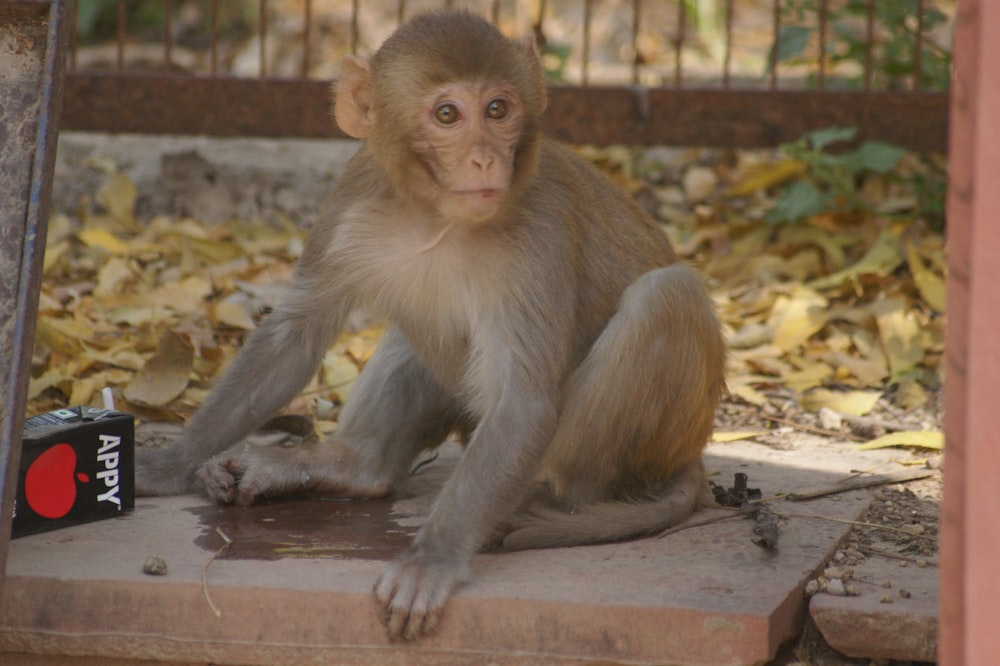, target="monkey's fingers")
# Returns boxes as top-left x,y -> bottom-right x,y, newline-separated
373,553 -> 461,640
195,457 -> 243,505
